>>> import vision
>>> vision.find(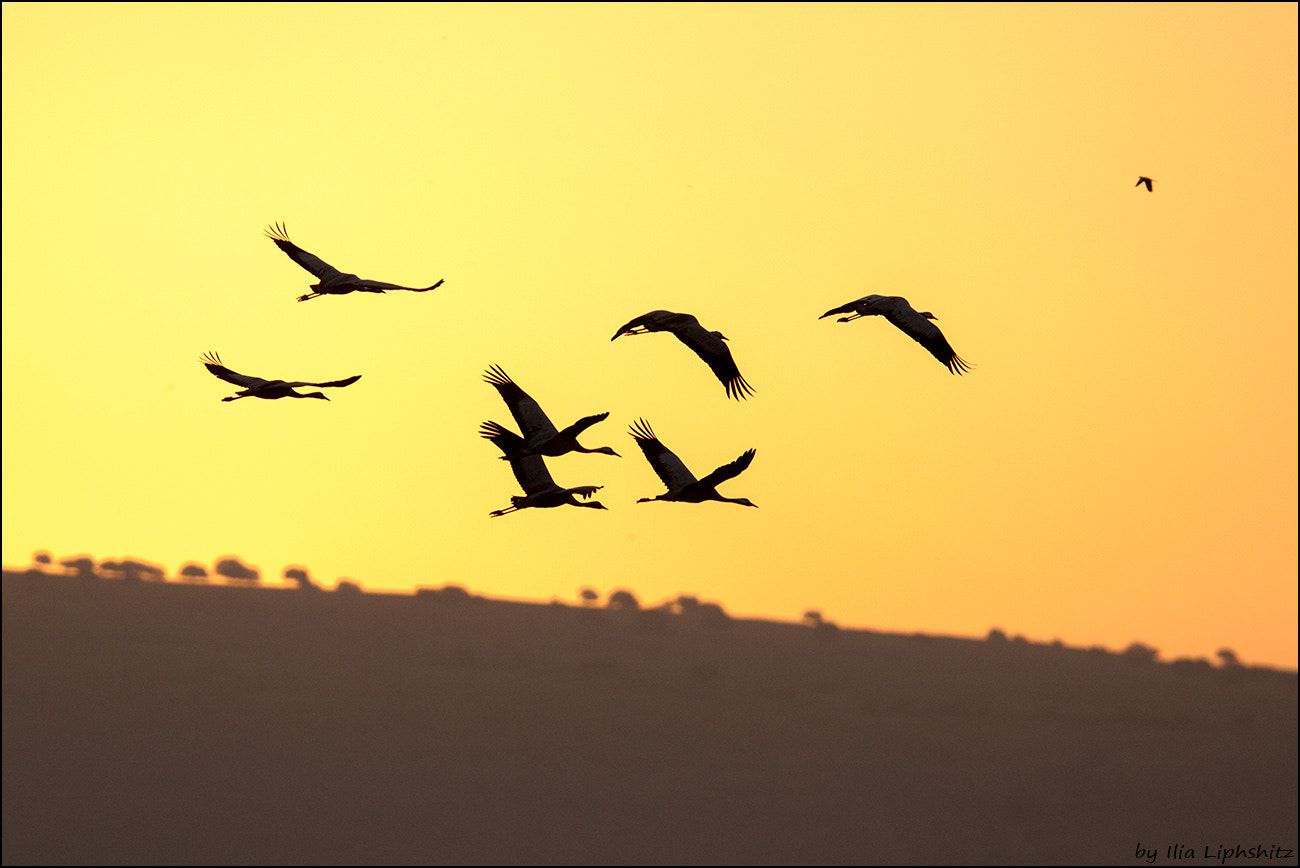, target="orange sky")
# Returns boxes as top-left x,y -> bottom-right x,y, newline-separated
3,3 -> 1296,669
